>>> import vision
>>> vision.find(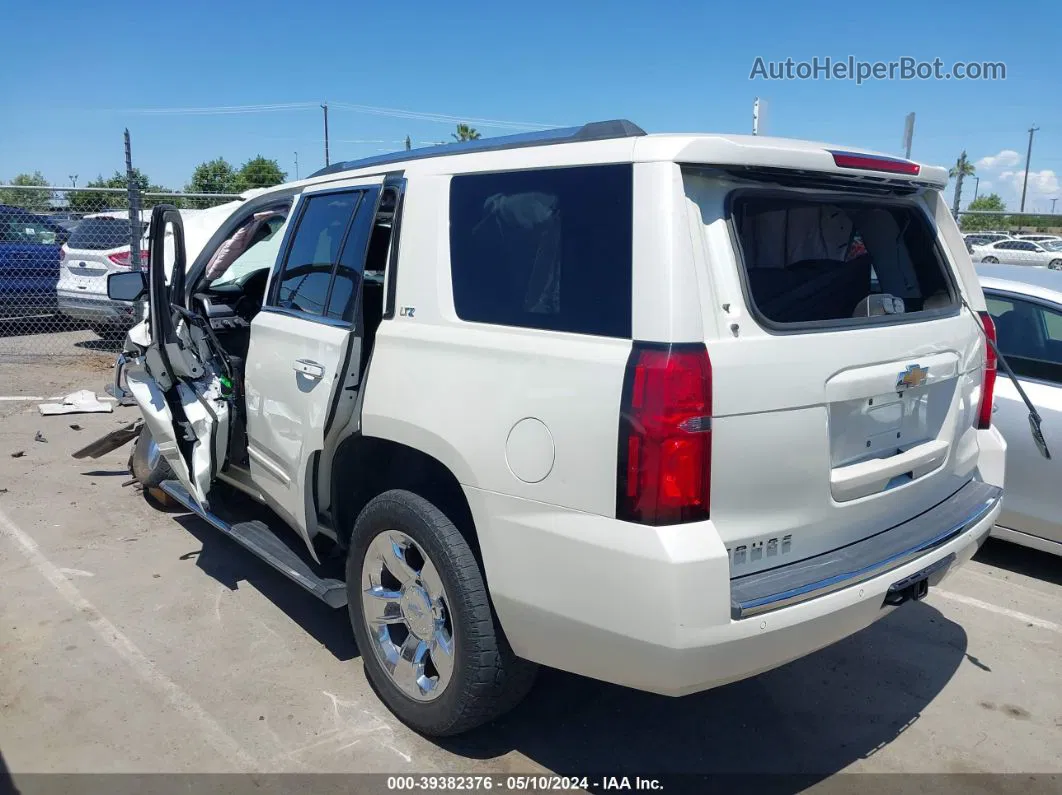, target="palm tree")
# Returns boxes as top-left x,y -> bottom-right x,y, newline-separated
452,123 -> 481,142
950,151 -> 976,216
404,135 -> 412,151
